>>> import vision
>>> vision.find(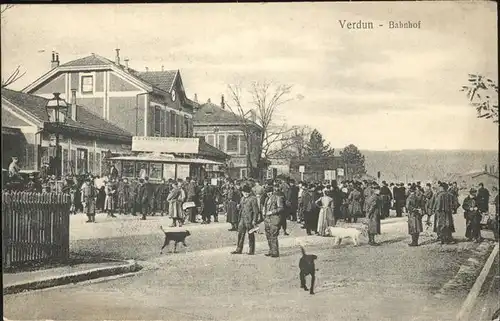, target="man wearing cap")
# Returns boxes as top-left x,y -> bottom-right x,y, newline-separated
365,183 -> 382,245
406,186 -> 423,246
262,184 -> 284,257
299,183 -> 315,235
231,185 -> 259,255
433,182 -> 457,244
462,188 -> 482,242
380,181 -> 392,219
476,183 -> 490,214
81,176 -> 97,223
201,179 -> 218,224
